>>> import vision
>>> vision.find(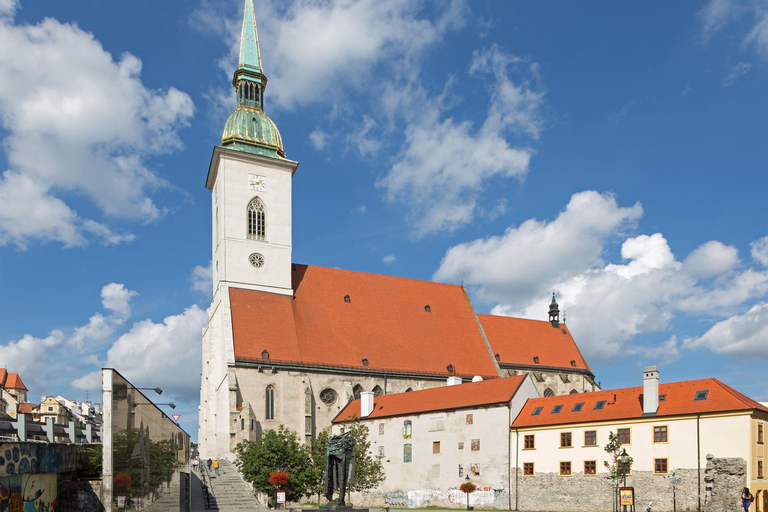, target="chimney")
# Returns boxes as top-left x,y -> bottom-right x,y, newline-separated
447,376 -> 462,386
360,392 -> 374,418
643,366 -> 659,415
